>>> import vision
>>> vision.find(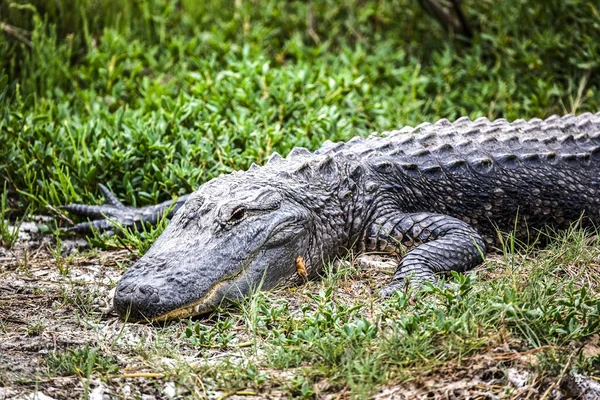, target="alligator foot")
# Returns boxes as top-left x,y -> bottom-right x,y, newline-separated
380,280 -> 410,298
380,275 -> 463,298
367,212 -> 486,298
61,184 -> 187,234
